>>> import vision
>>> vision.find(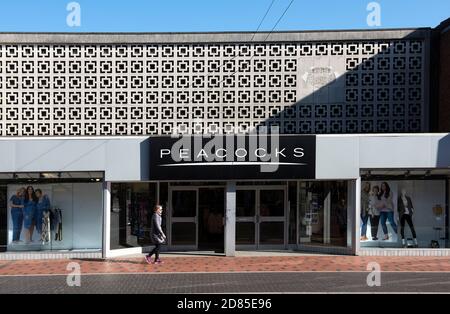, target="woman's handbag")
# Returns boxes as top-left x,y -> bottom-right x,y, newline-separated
154,234 -> 166,244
